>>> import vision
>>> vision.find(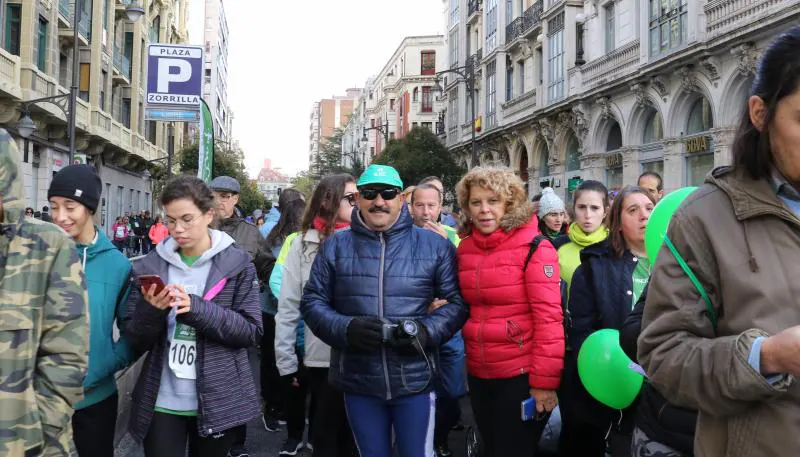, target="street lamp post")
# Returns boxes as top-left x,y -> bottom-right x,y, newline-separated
362,120 -> 390,144
16,1 -> 144,164
432,56 -> 479,168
